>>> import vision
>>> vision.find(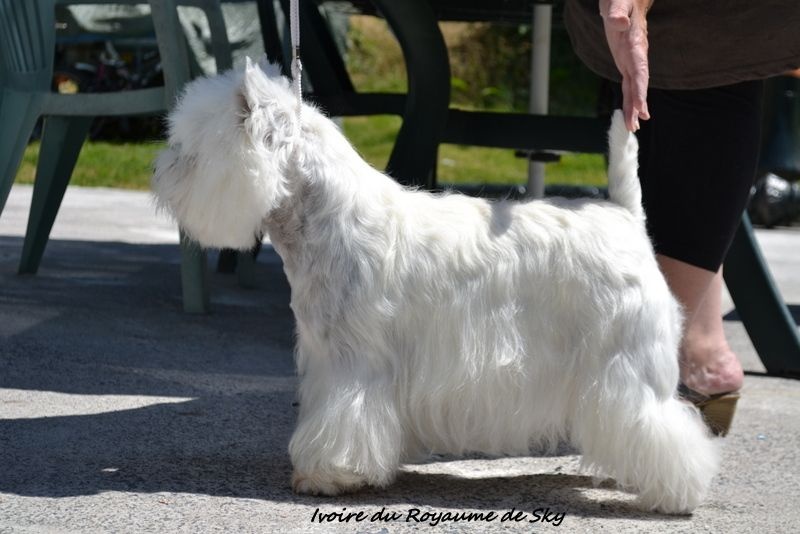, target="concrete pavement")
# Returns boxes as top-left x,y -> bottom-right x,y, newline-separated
1,184 -> 799,533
